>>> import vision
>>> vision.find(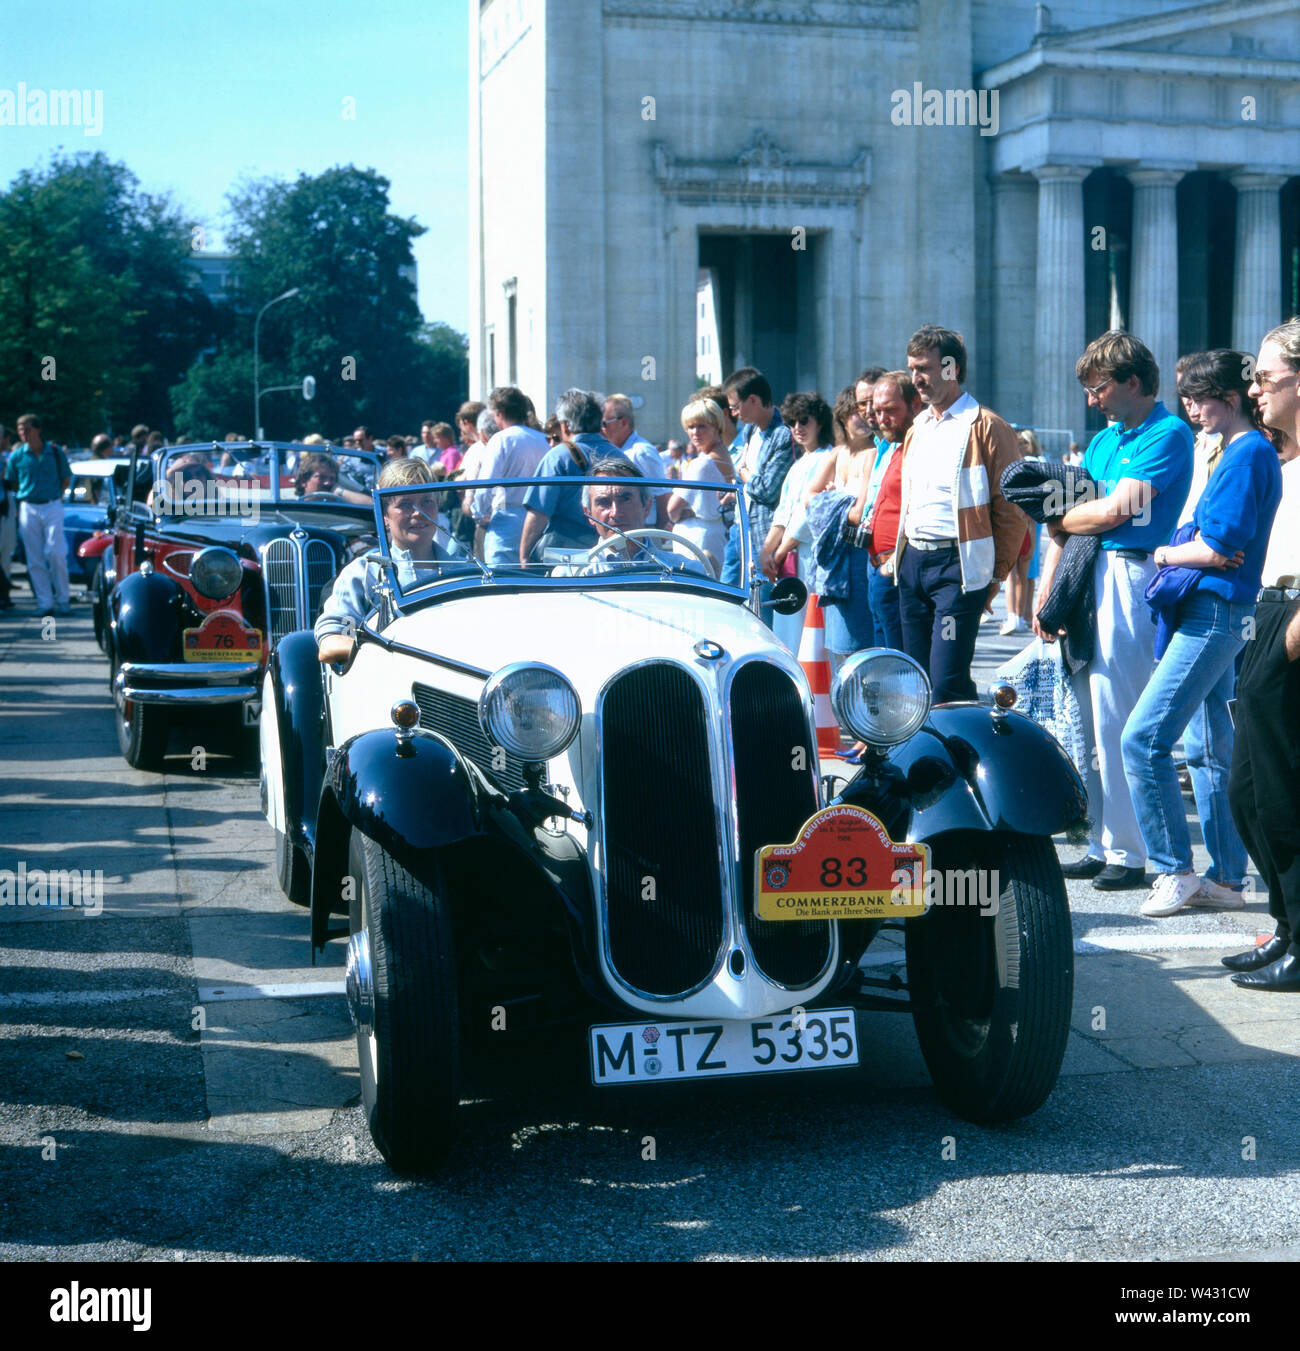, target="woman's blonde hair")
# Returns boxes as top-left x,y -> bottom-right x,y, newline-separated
378,457 -> 434,489
1017,429 -> 1043,457
680,397 -> 725,436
